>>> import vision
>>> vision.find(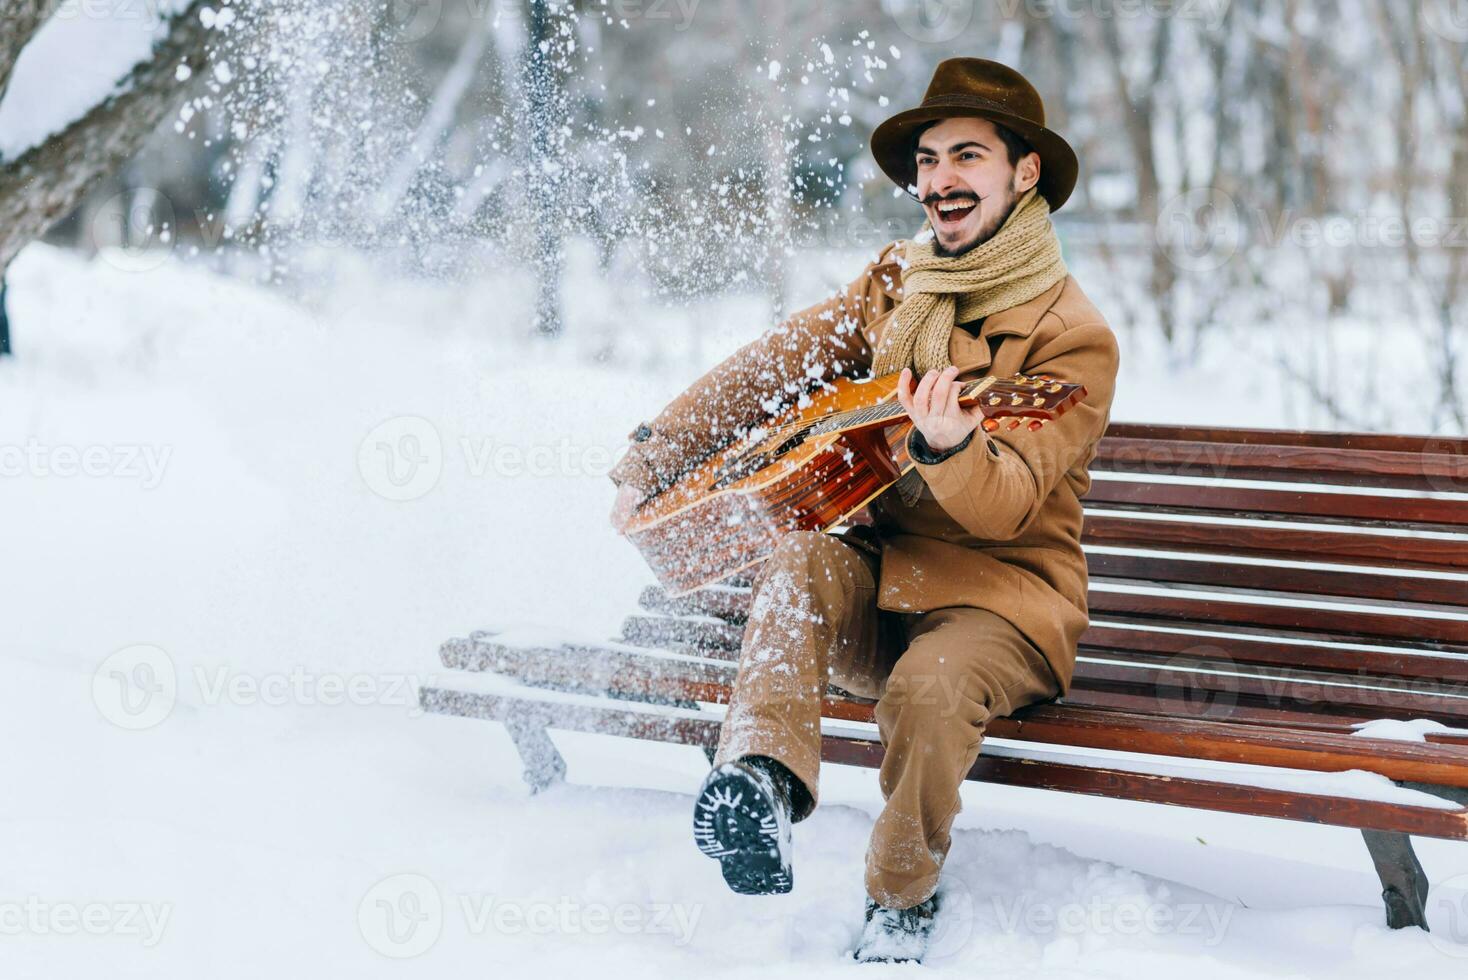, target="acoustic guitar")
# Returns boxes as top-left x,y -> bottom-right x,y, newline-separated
623,370 -> 1087,596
